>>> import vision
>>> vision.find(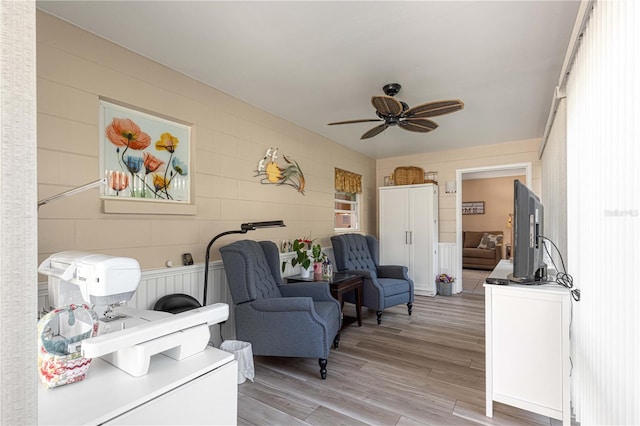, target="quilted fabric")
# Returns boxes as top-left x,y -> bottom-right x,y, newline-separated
220,240 -> 281,303
333,234 -> 376,272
